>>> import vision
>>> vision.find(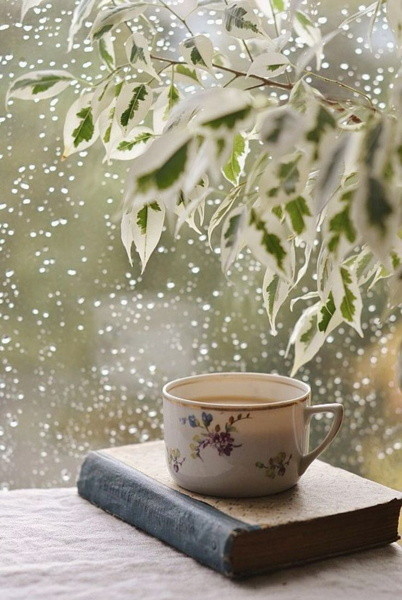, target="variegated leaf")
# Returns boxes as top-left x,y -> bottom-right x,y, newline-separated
153,84 -> 181,135
220,206 -> 248,273
245,208 -> 292,279
115,83 -> 153,136
7,70 -> 75,102
124,131 -> 192,210
62,92 -> 99,158
99,31 -> 115,70
322,186 -> 357,261
68,0 -> 98,51
315,133 -> 352,214
351,171 -> 399,260
121,201 -> 165,272
222,133 -> 249,185
173,64 -> 202,86
263,270 -> 292,335
246,51 -> 290,79
110,127 -> 154,161
289,301 -> 342,376
90,3 -> 148,40
259,106 -> 307,158
124,32 -> 160,81
332,266 -> 363,336
208,189 -> 241,248
224,1 -> 265,39
180,35 -> 214,72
